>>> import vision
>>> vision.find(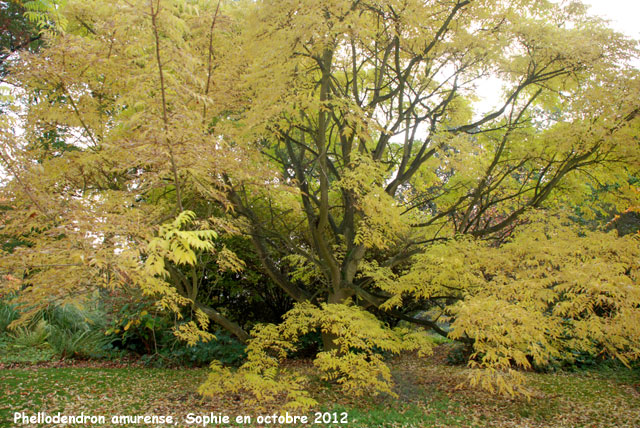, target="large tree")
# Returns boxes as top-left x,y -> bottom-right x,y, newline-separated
201,0 -> 640,404
0,0 -> 258,342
